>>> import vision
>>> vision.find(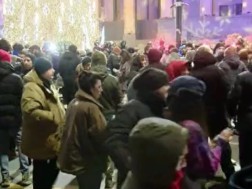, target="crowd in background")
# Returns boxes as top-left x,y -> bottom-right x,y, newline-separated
0,36 -> 252,189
